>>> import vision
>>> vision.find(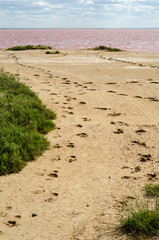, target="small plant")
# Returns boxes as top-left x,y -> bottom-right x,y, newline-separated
7,45 -> 52,51
147,78 -> 153,81
121,199 -> 159,236
45,50 -> 60,54
94,45 -> 121,52
45,51 -> 53,54
53,50 -> 60,54
145,184 -> 159,197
